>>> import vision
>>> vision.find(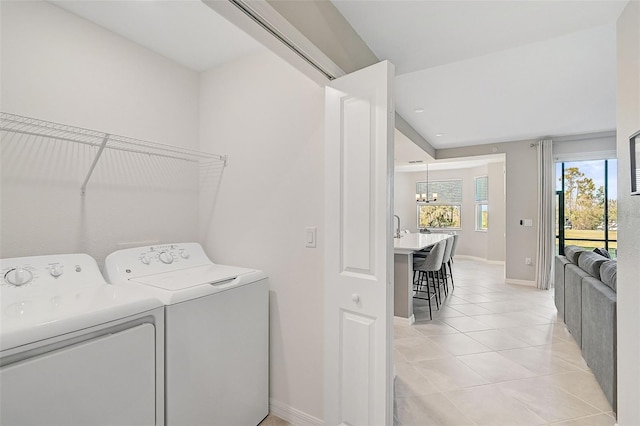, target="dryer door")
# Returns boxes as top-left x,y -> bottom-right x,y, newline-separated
0,323 -> 156,426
